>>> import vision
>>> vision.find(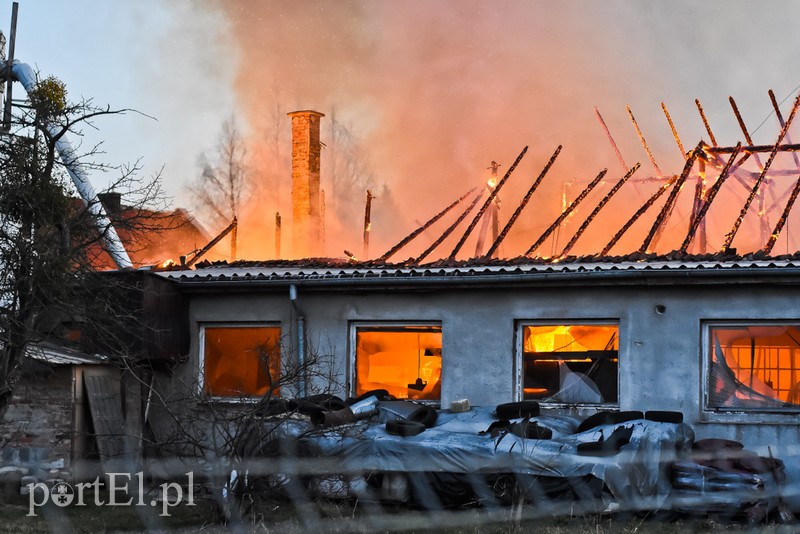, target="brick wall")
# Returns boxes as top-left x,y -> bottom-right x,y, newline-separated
0,361 -> 73,468
289,110 -> 324,258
